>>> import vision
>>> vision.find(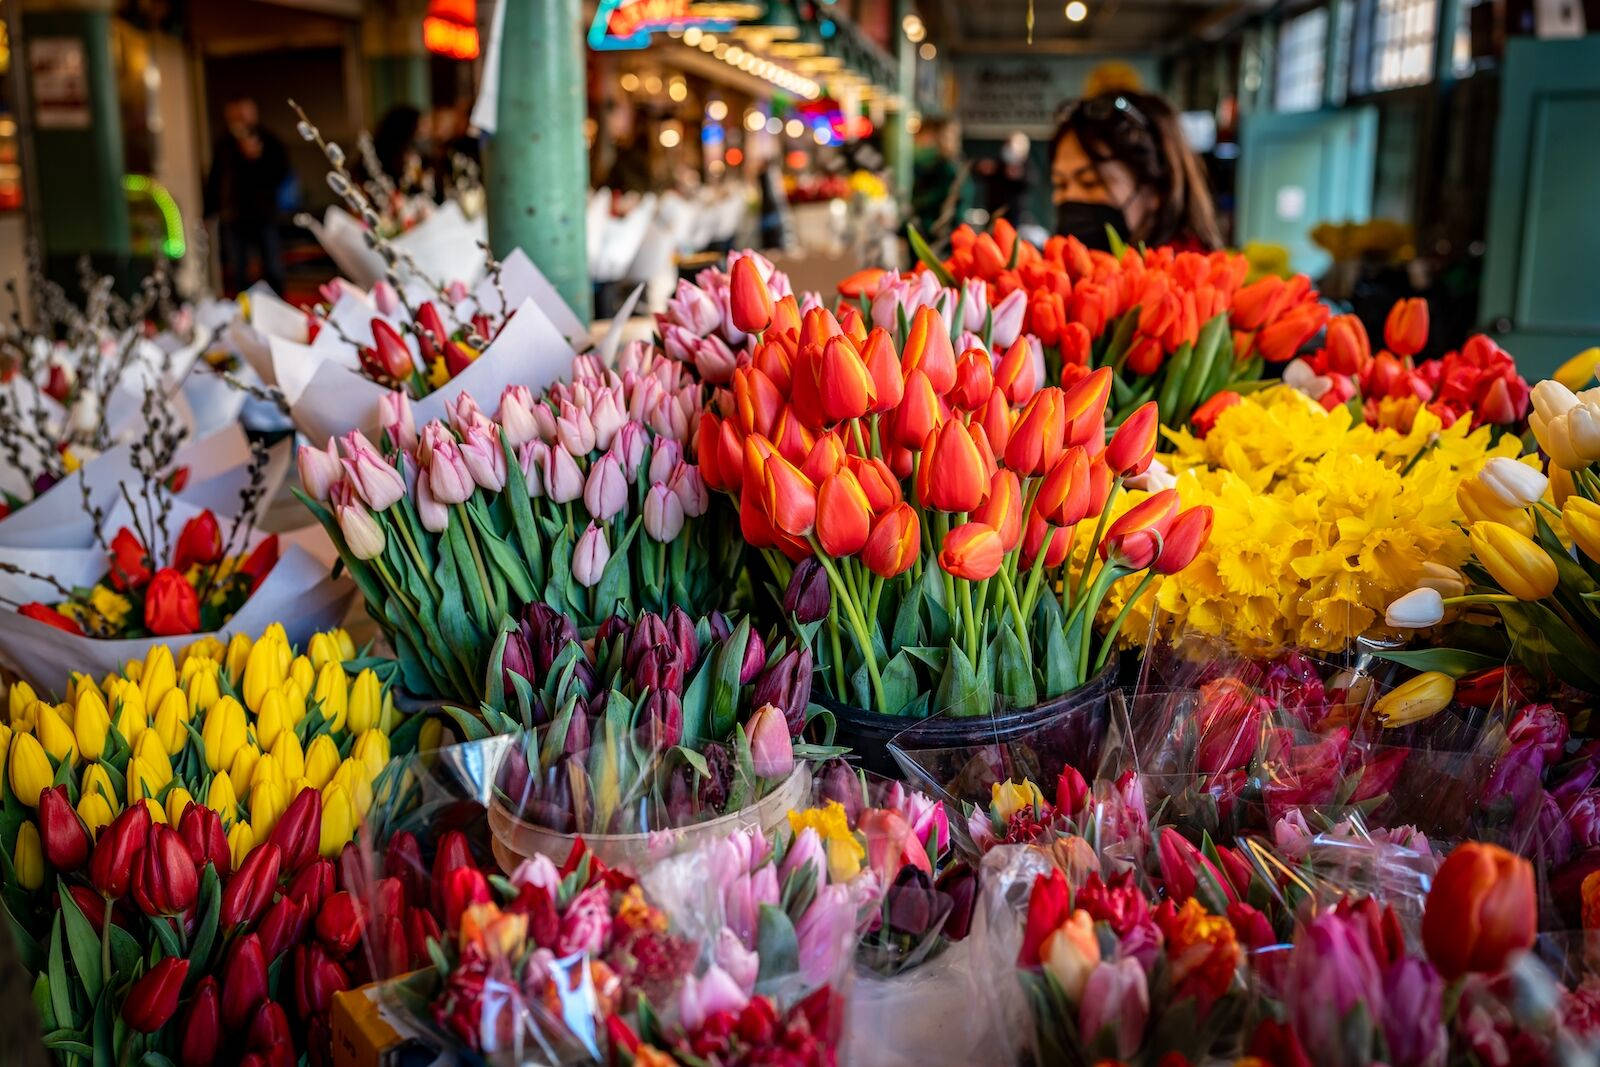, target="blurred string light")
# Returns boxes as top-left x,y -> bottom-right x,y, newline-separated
766,115 -> 783,134
785,118 -> 804,137
660,126 -> 681,148
1065,1 -> 1088,20
668,77 -> 688,101
726,146 -> 745,166
644,73 -> 663,94
707,99 -> 729,121
919,42 -> 936,60
620,72 -> 640,92
745,108 -> 767,131
902,13 -> 926,41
